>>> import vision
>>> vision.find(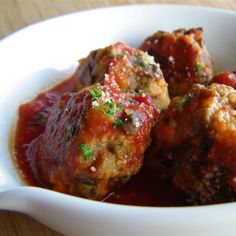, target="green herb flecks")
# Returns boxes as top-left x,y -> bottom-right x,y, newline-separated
116,103 -> 124,113
29,113 -> 46,126
89,88 -> 103,101
113,119 -> 124,128
104,98 -> 115,110
95,99 -> 124,117
134,58 -> 148,69
195,64 -> 206,78
102,99 -> 116,116
139,60 -> 148,68
195,64 -> 205,72
79,144 -> 94,161
178,95 -> 192,109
